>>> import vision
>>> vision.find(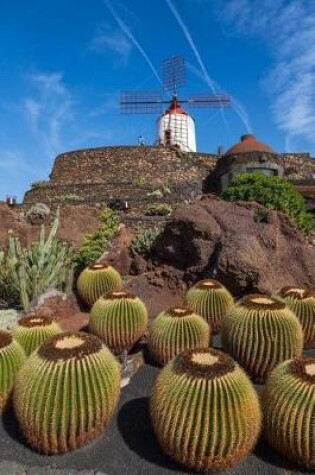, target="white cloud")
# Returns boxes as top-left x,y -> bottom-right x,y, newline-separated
209,0 -> 315,152
0,151 -> 37,175
90,23 -> 133,66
